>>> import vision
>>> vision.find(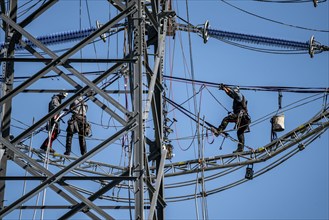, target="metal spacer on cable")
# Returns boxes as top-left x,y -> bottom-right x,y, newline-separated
308,35 -> 315,58
96,20 -> 107,43
202,20 -> 210,44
